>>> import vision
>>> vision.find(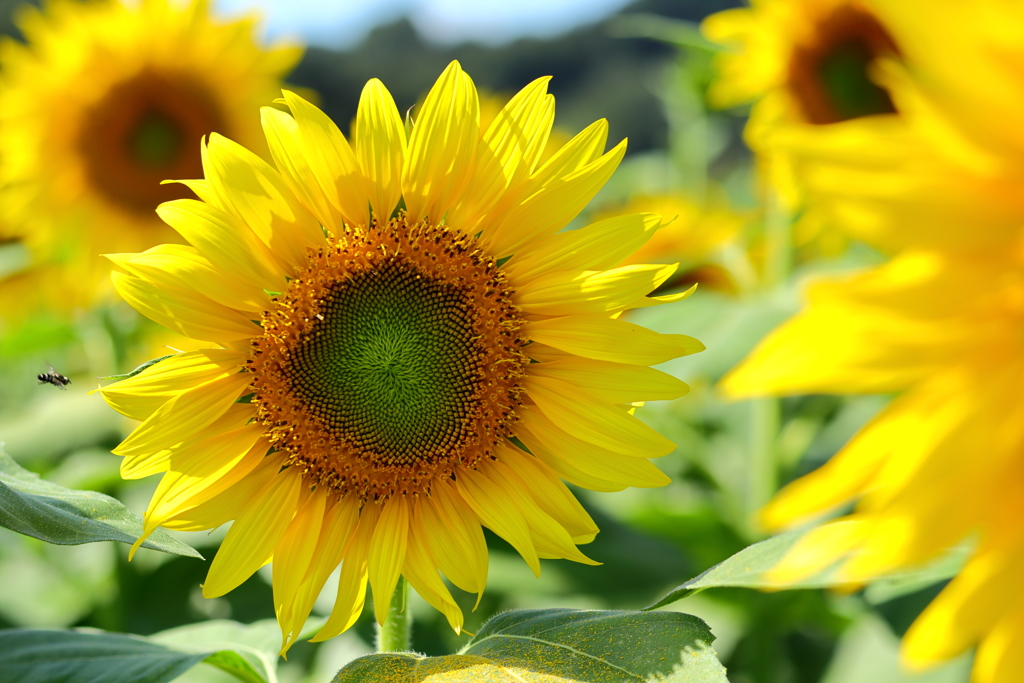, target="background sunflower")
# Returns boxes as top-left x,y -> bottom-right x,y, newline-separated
0,0 -> 302,317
